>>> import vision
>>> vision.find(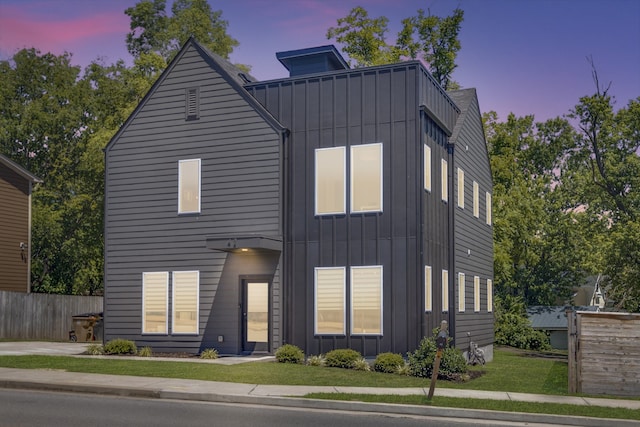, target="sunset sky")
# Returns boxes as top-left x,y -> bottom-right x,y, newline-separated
1,0 -> 638,122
